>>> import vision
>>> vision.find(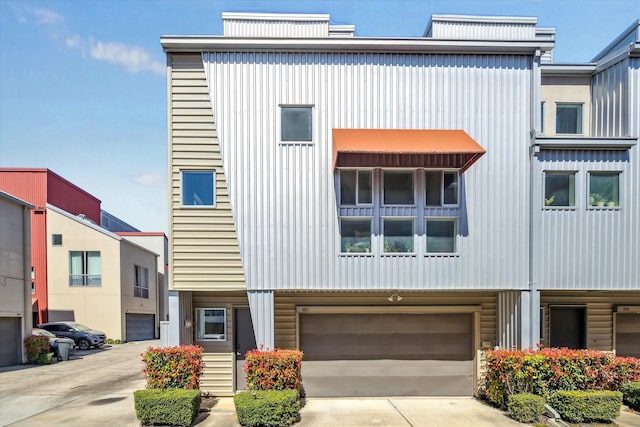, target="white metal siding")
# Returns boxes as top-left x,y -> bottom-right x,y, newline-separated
223,17 -> 329,38
430,21 -> 536,40
204,52 -> 532,291
591,60 -> 628,137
